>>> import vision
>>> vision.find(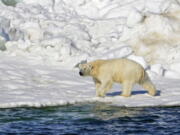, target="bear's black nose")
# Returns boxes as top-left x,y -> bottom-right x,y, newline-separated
79,71 -> 83,76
